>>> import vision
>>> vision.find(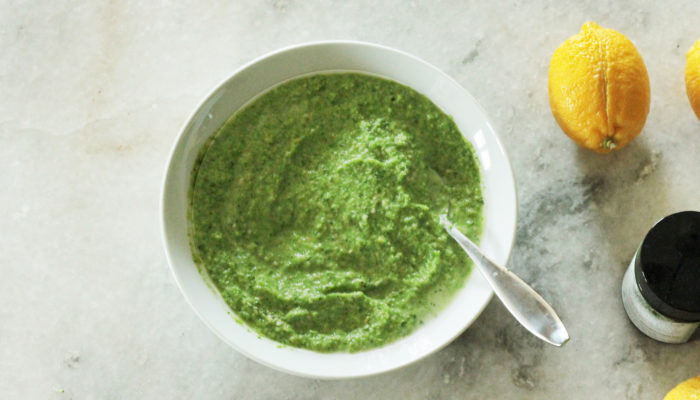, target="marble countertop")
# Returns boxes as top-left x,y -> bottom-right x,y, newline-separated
3,1 -> 699,398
